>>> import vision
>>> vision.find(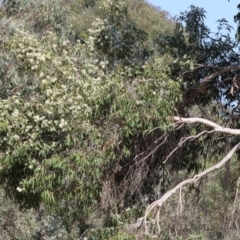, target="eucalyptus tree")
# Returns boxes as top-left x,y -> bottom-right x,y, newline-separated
1,0 -> 240,238
0,0 -> 181,229
142,4 -> 240,237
